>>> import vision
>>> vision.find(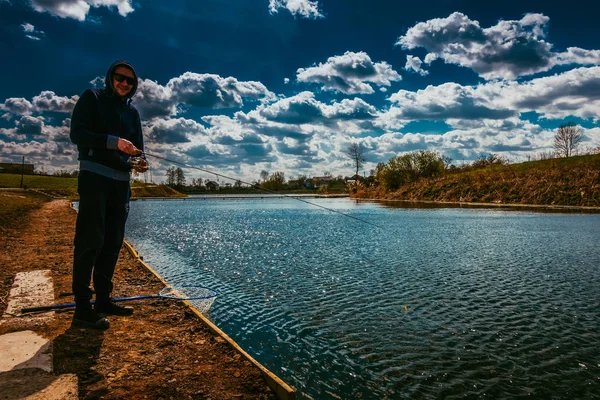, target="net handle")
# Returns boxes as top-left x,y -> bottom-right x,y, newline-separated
20,286 -> 218,314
